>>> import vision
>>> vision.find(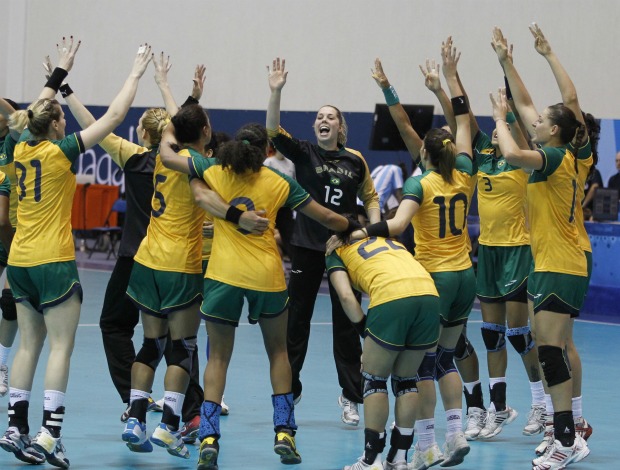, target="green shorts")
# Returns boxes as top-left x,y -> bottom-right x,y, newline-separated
201,279 -> 288,327
430,267 -> 476,327
527,271 -> 588,316
476,244 -> 531,303
366,296 -> 440,351
7,261 -> 82,313
126,262 -> 203,317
